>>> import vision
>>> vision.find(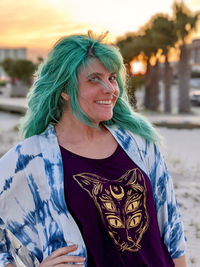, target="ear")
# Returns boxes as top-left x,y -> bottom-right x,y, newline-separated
119,169 -> 145,193
73,173 -> 104,196
61,92 -> 70,101
118,169 -> 144,185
